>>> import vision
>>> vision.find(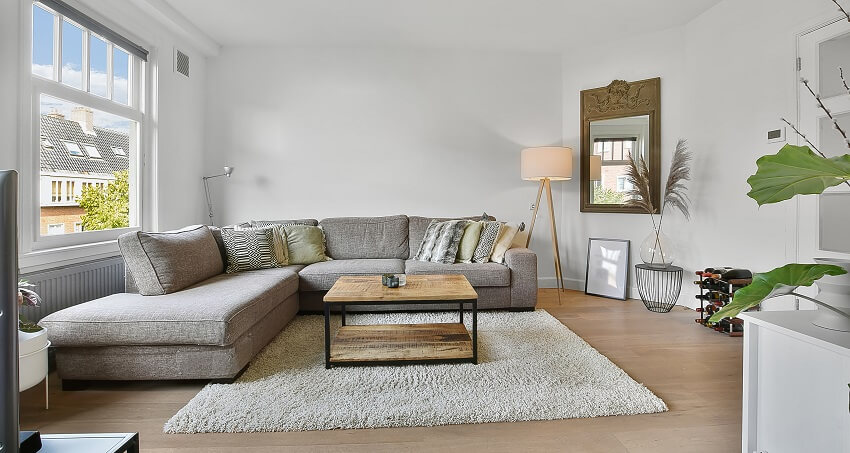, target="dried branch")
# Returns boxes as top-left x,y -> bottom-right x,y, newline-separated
832,0 -> 850,21
801,77 -> 850,149
662,139 -> 692,220
842,67 -> 850,97
625,153 -> 655,215
781,117 -> 827,156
